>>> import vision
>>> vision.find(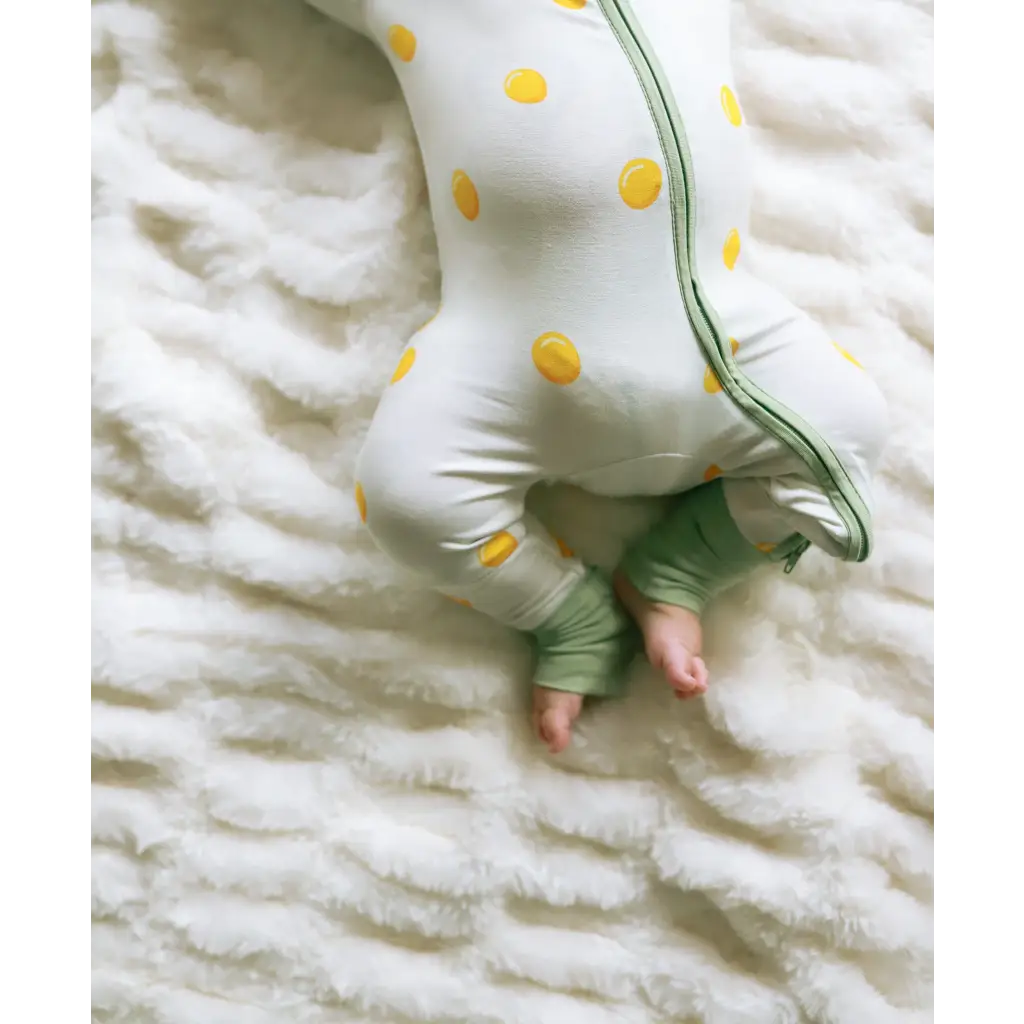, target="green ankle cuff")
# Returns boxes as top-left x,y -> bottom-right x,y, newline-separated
620,480 -> 803,616
529,569 -> 640,698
